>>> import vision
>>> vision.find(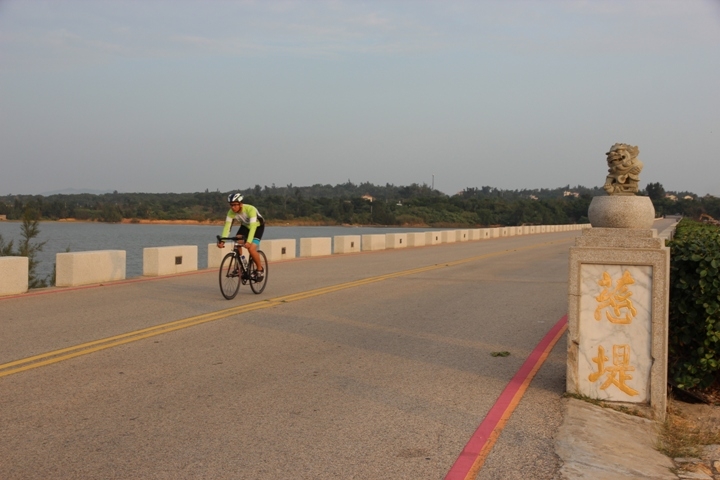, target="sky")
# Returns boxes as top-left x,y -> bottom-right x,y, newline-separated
1,0 -> 719,197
